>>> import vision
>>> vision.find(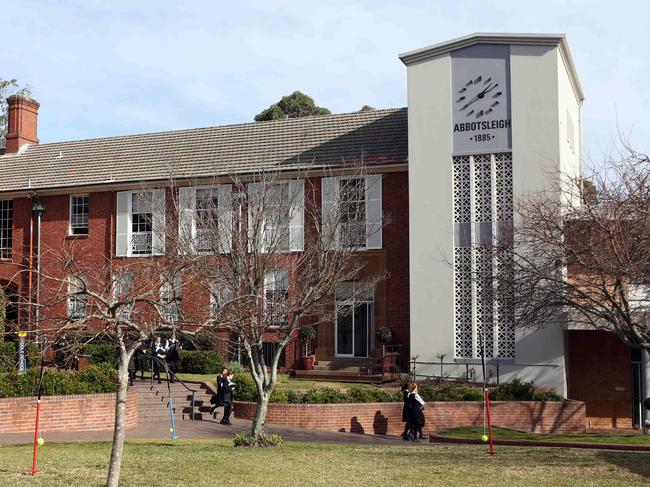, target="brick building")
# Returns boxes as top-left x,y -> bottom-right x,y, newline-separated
0,32 -> 647,430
